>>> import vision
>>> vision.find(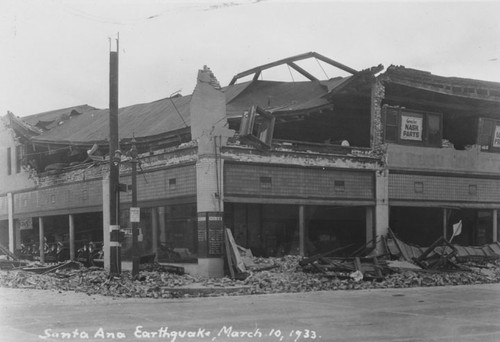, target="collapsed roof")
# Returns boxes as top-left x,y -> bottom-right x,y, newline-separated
9,52 -> 500,151
18,52 -> 378,148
